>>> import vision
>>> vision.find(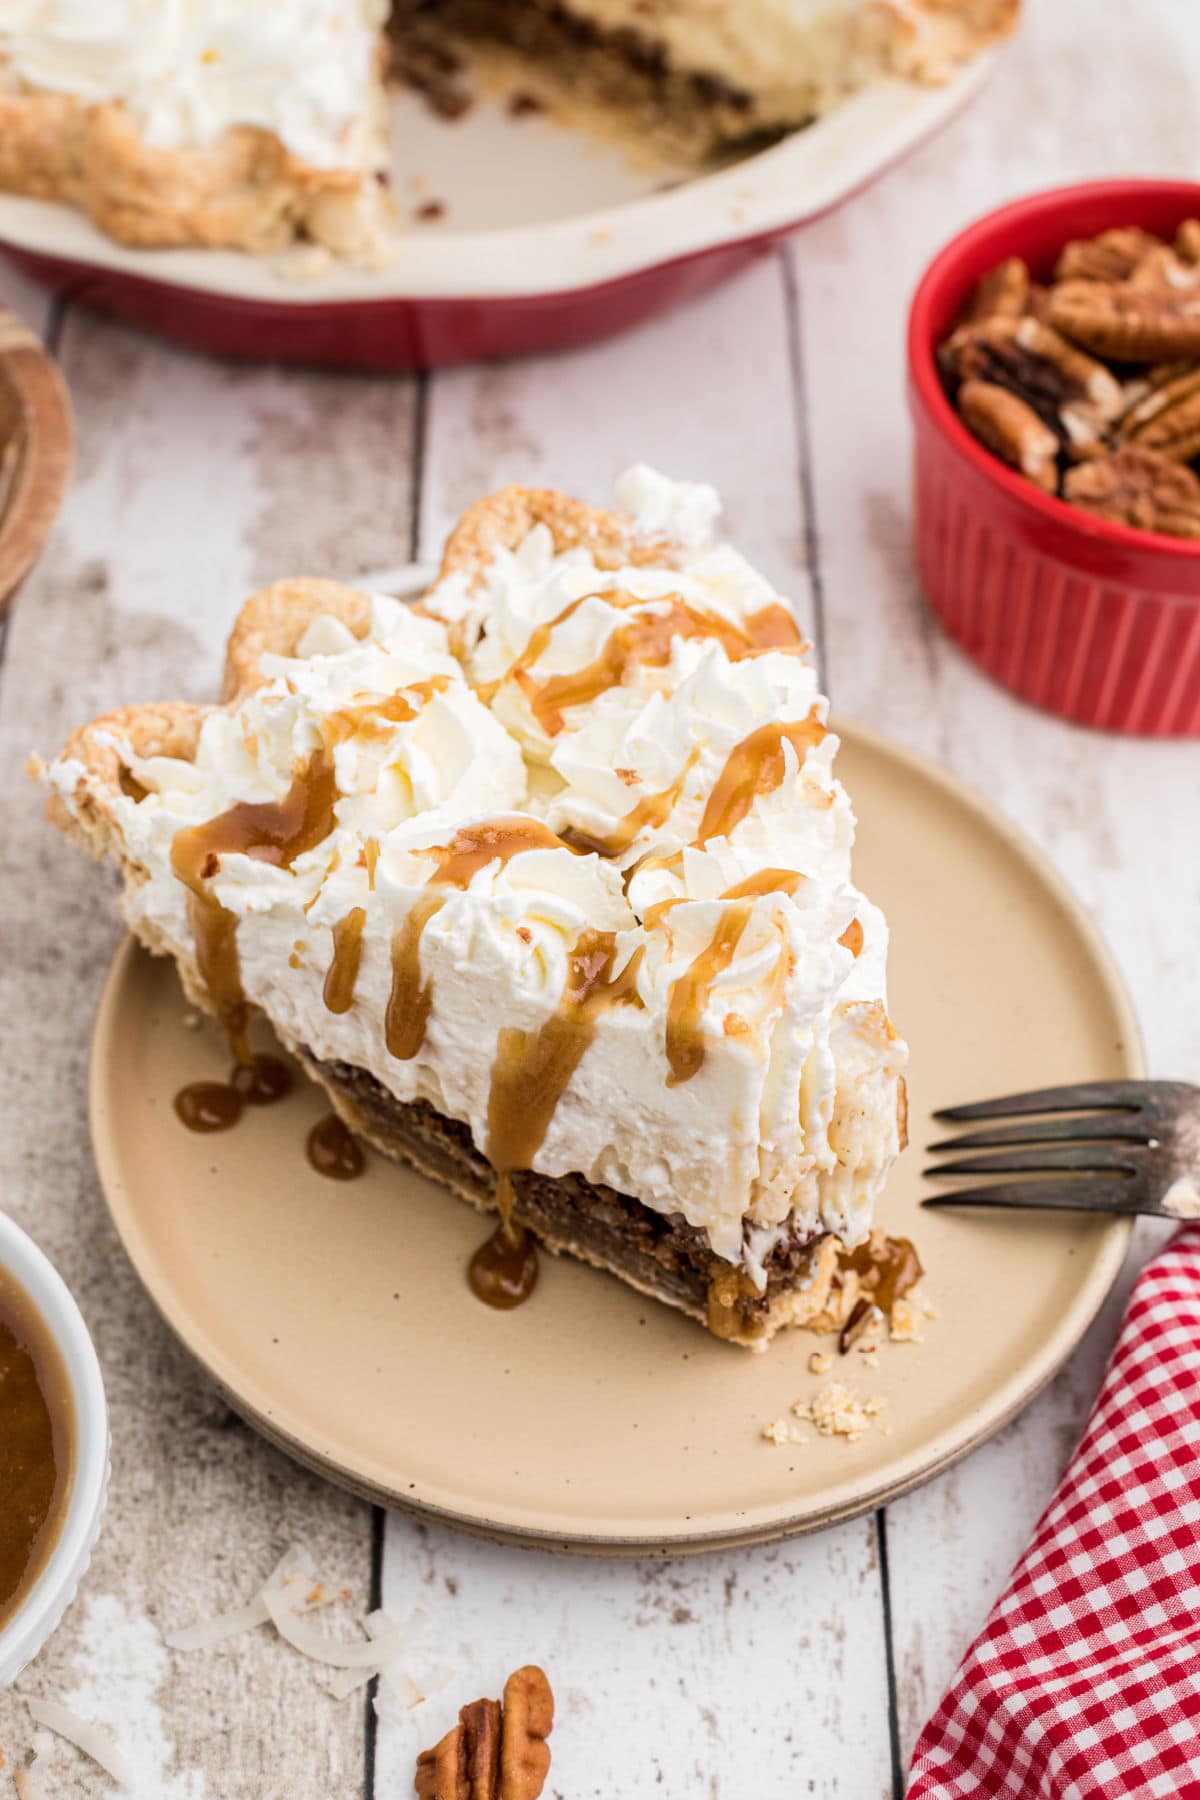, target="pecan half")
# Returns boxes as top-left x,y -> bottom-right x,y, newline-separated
500,1666 -> 554,1797
1053,227 -> 1163,285
1118,365 -> 1200,463
1176,219 -> 1200,265
958,380 -> 1059,491
962,255 -> 1029,323
416,1667 -> 554,1800
941,315 -> 1123,449
1026,282 -> 1056,327
1126,245 -> 1200,293
1049,280 -> 1200,362
1063,446 -> 1200,539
